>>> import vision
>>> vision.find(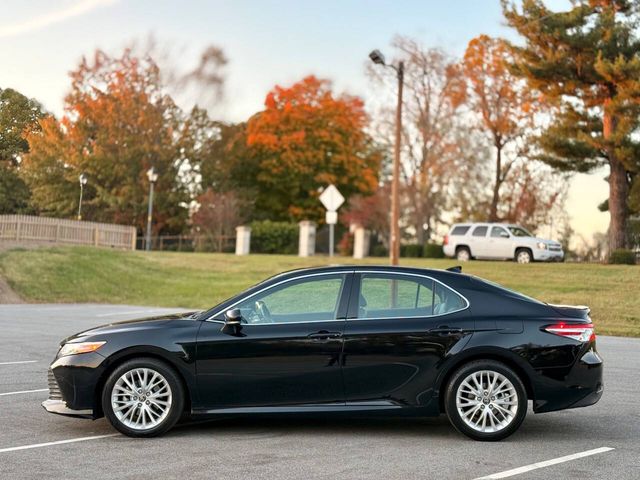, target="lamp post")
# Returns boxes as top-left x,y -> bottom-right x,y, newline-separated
369,49 -> 403,266
77,173 -> 88,221
145,167 -> 158,251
